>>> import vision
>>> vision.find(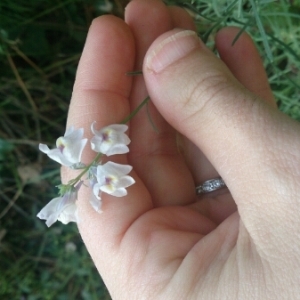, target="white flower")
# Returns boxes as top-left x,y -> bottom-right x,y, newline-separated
90,123 -> 130,156
93,161 -> 135,197
88,166 -> 103,213
37,184 -> 80,227
89,193 -> 103,213
39,127 -> 87,167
